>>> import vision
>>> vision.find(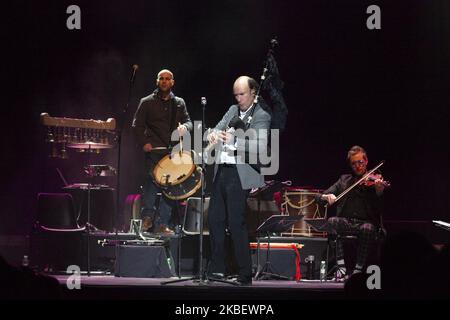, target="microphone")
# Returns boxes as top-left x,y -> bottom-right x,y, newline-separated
130,64 -> 139,83
201,97 -> 207,106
